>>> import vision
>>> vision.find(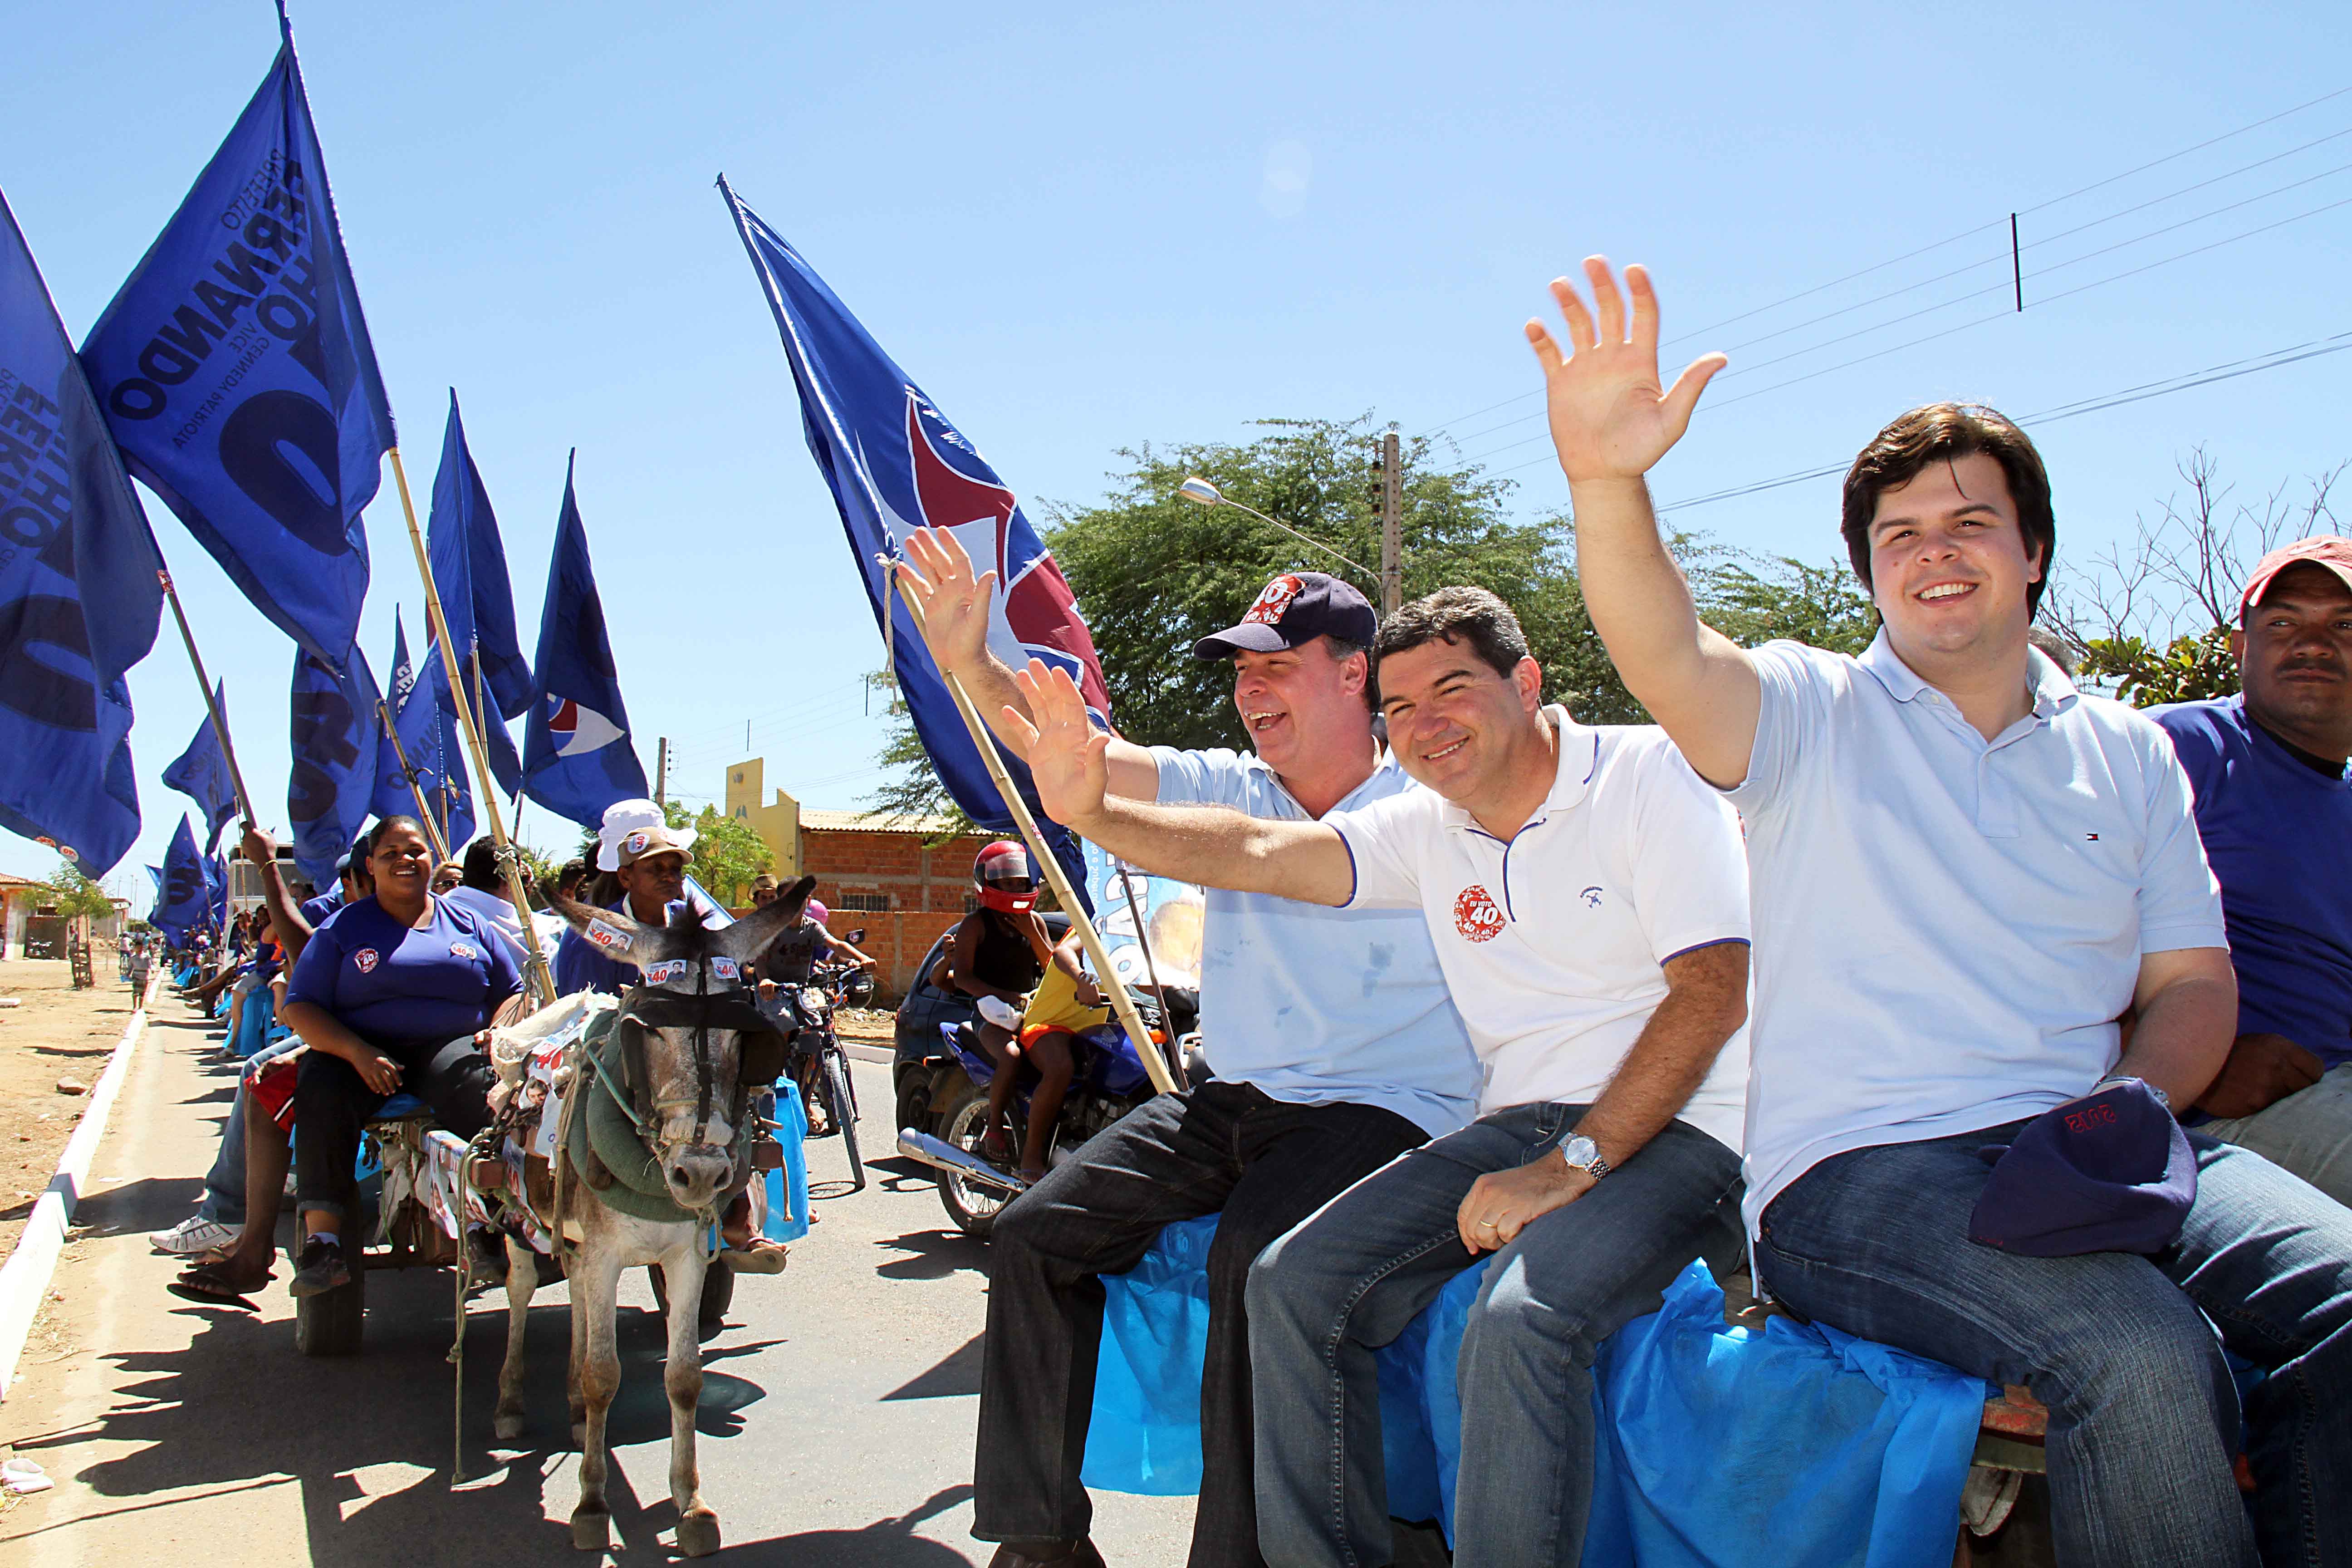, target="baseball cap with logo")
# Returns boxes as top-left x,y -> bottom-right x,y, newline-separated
2240,535 -> 2352,617
1967,1080 -> 2196,1257
1191,571 -> 1380,661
